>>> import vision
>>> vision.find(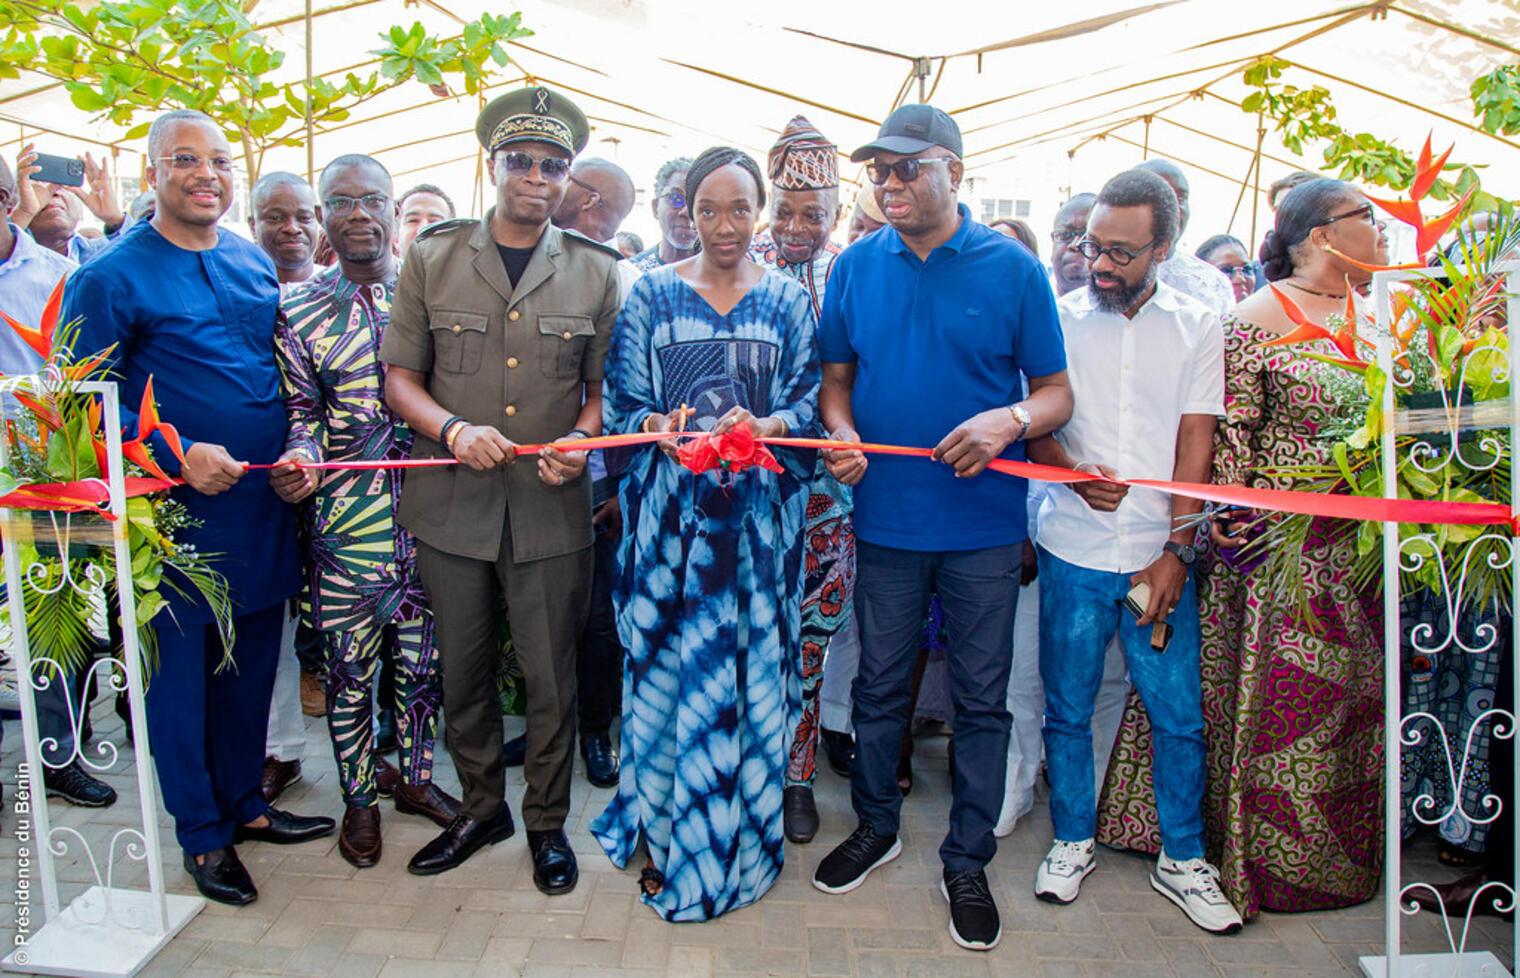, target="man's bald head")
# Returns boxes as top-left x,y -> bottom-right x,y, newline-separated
551,156 -> 635,242
1135,158 -> 1190,235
